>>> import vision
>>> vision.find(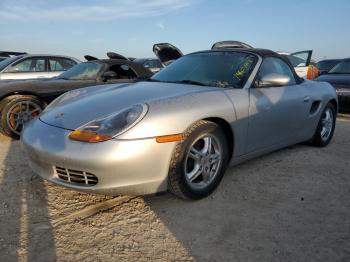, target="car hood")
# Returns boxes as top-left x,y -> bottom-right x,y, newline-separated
316,74 -> 350,87
40,81 -> 215,130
